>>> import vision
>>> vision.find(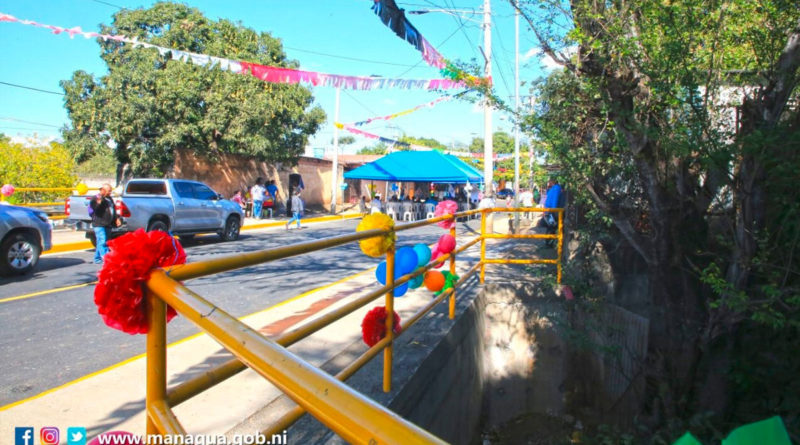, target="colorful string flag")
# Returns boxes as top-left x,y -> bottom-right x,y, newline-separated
371,0 -> 446,69
349,91 -> 469,127
0,11 -> 466,91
